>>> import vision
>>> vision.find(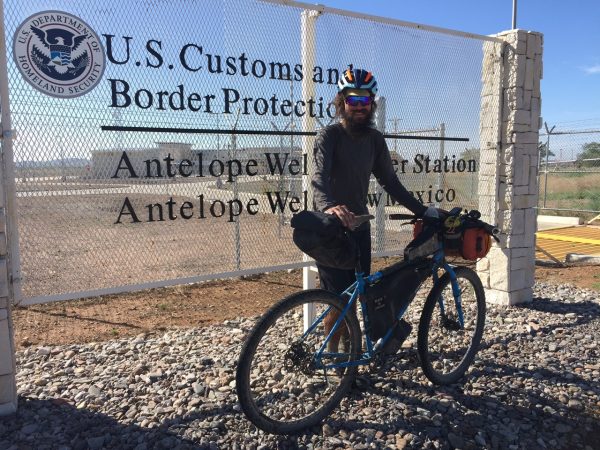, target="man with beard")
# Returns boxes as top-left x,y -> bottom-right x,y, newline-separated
312,67 -> 429,354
